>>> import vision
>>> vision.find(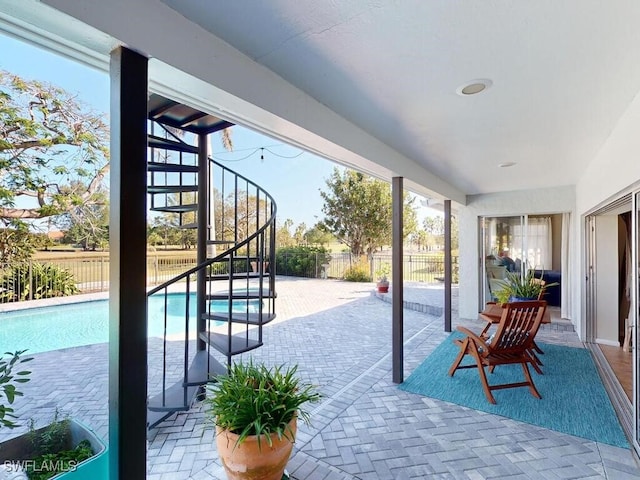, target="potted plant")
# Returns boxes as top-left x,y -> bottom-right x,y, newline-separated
205,361 -> 321,480
375,264 -> 391,293
496,270 -> 558,303
1,414 -> 108,480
